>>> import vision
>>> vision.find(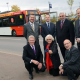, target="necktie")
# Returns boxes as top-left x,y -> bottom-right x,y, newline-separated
61,21 -> 63,29
32,45 -> 36,57
31,23 -> 34,32
48,23 -> 50,29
